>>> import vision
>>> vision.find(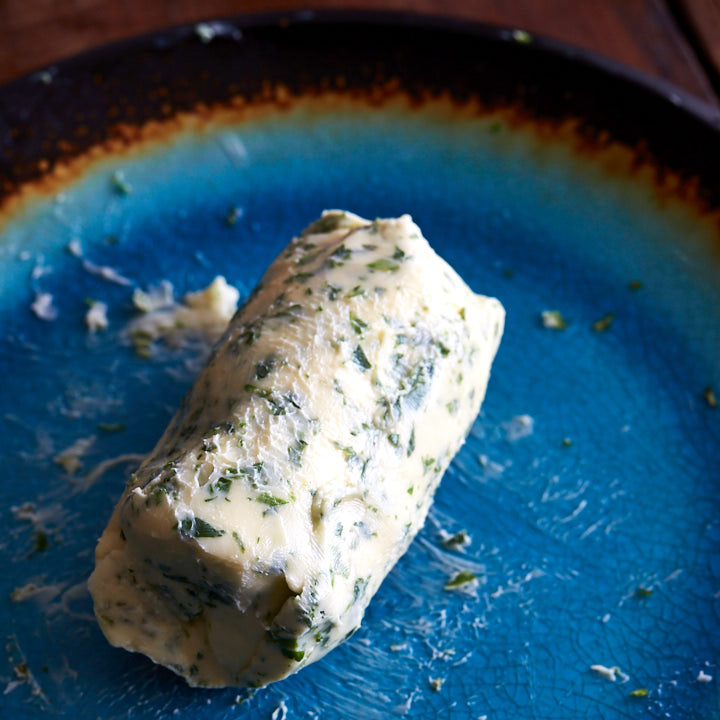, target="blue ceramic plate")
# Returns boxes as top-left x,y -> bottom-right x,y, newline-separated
1,12 -> 719,719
